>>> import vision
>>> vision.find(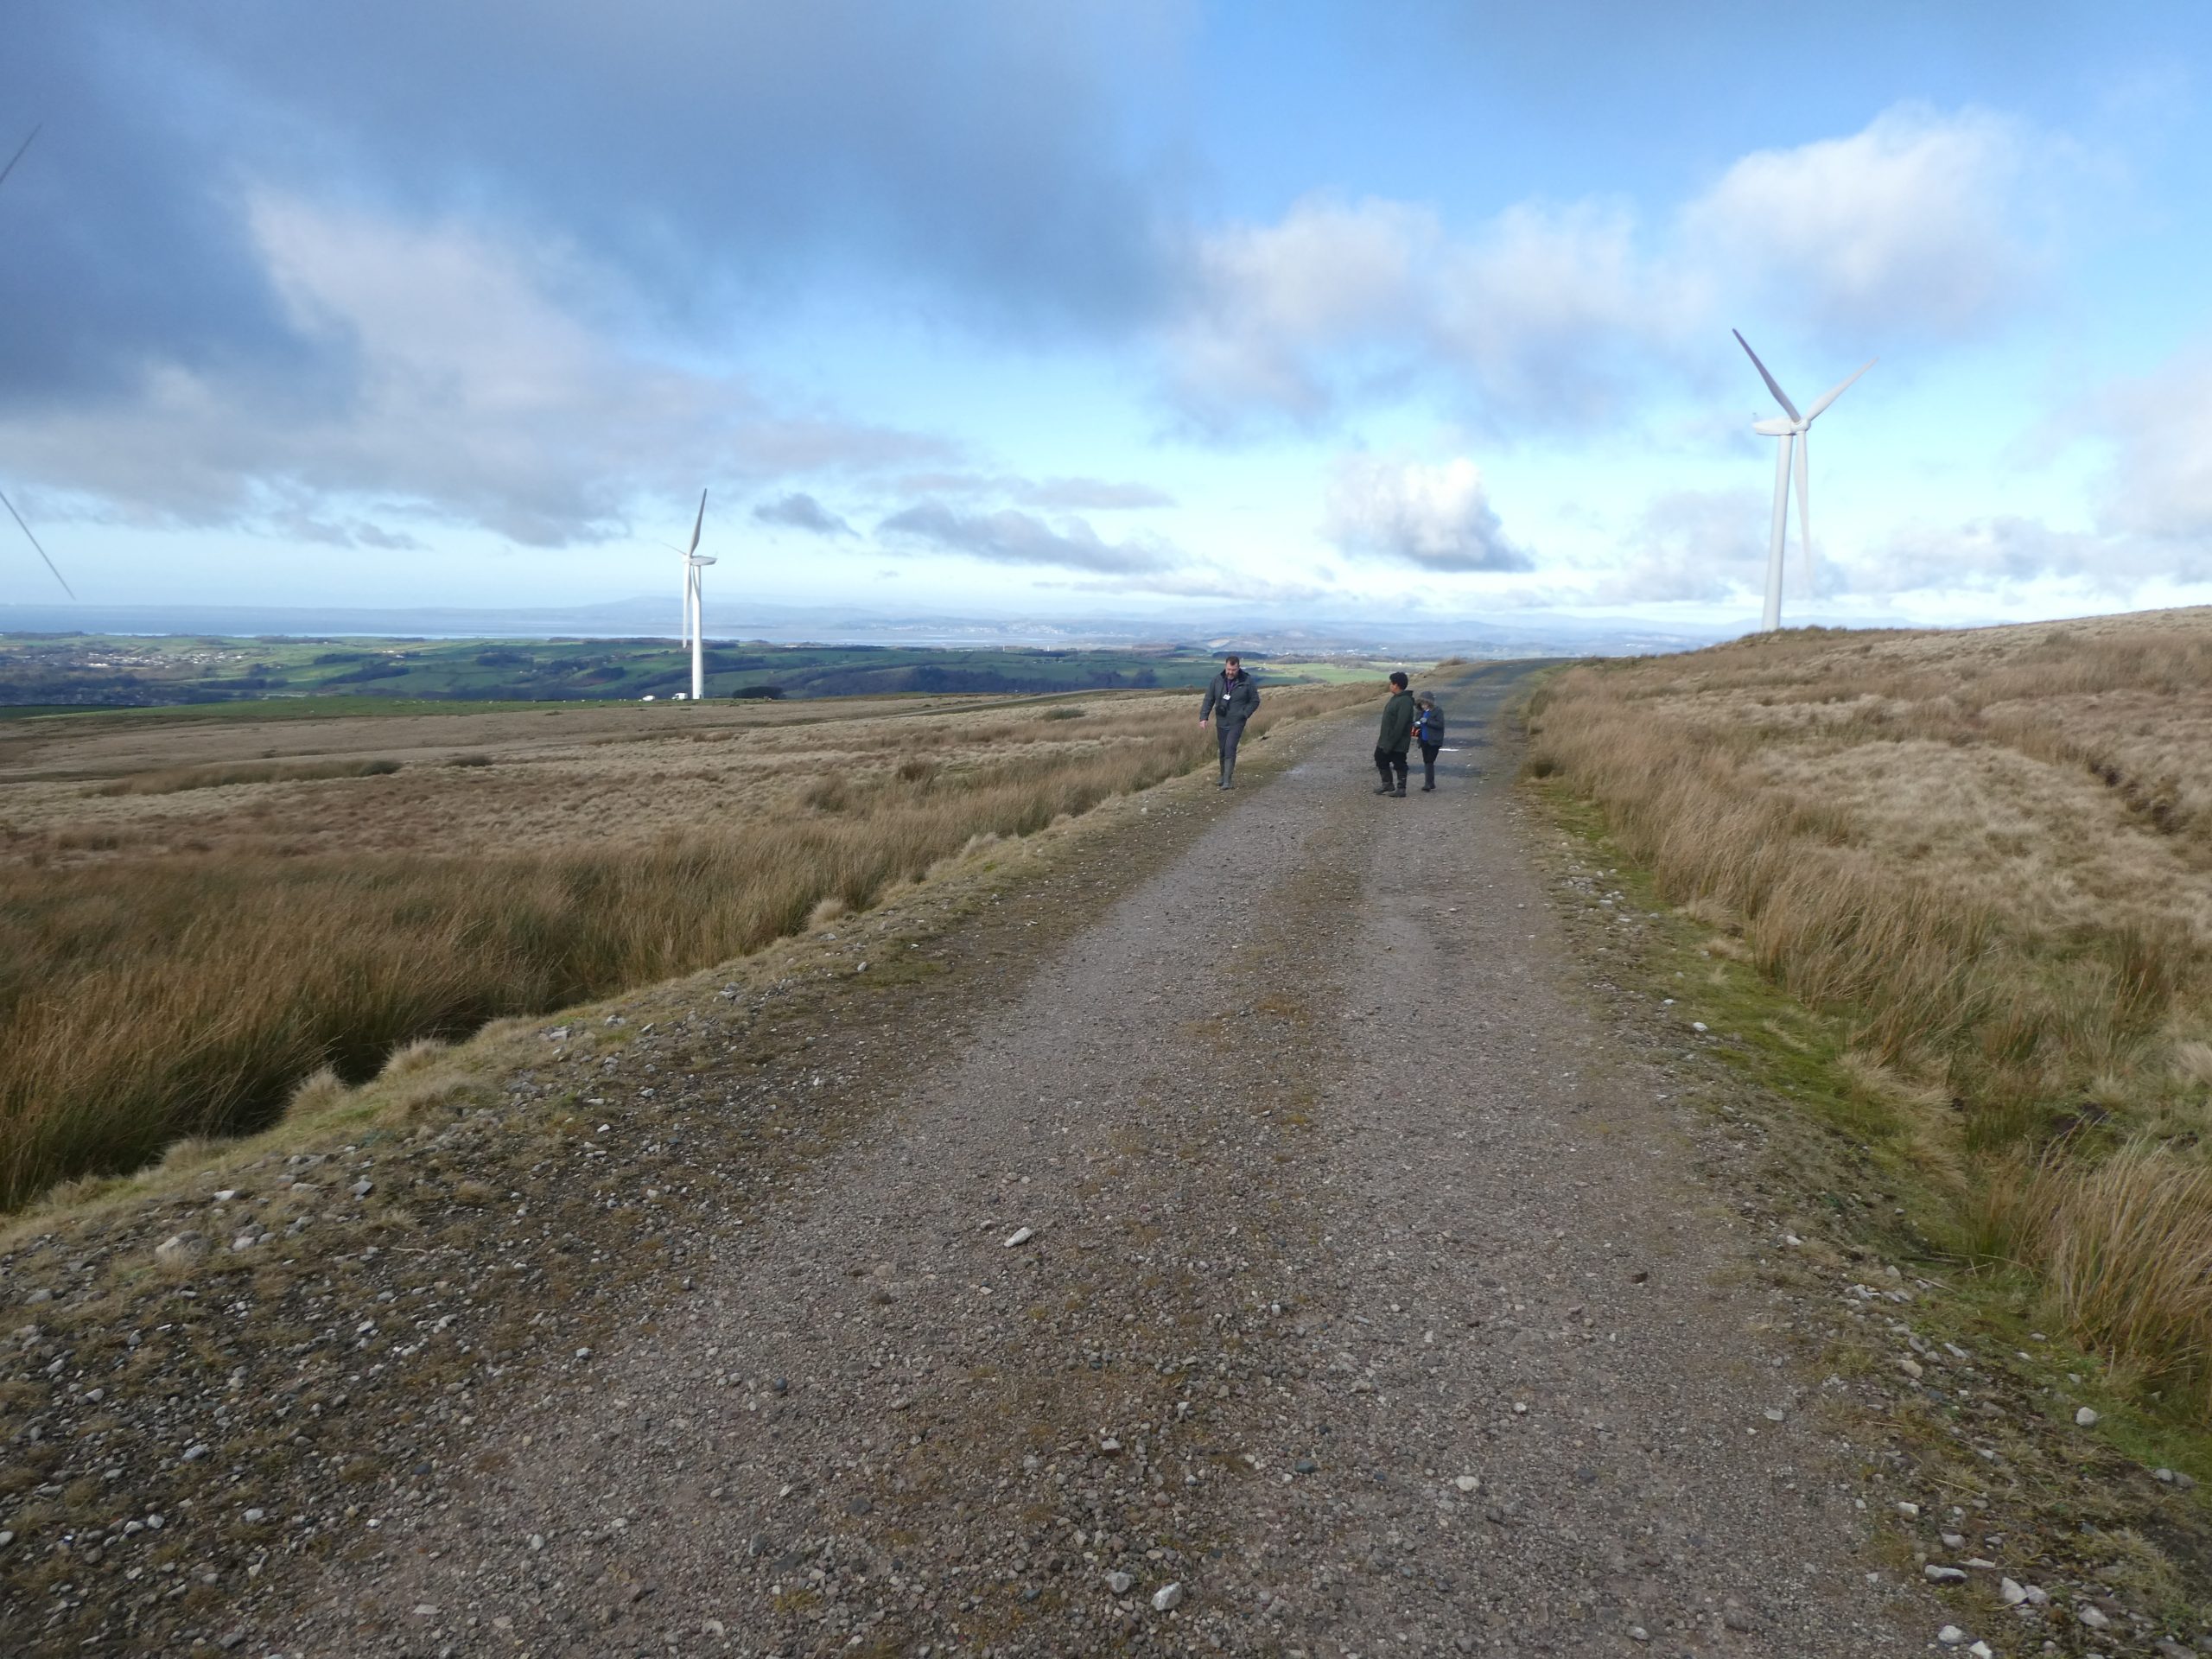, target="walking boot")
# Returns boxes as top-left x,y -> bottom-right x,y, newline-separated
1421,779 -> 1435,792
1393,782 -> 1408,797
1373,779 -> 1395,794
